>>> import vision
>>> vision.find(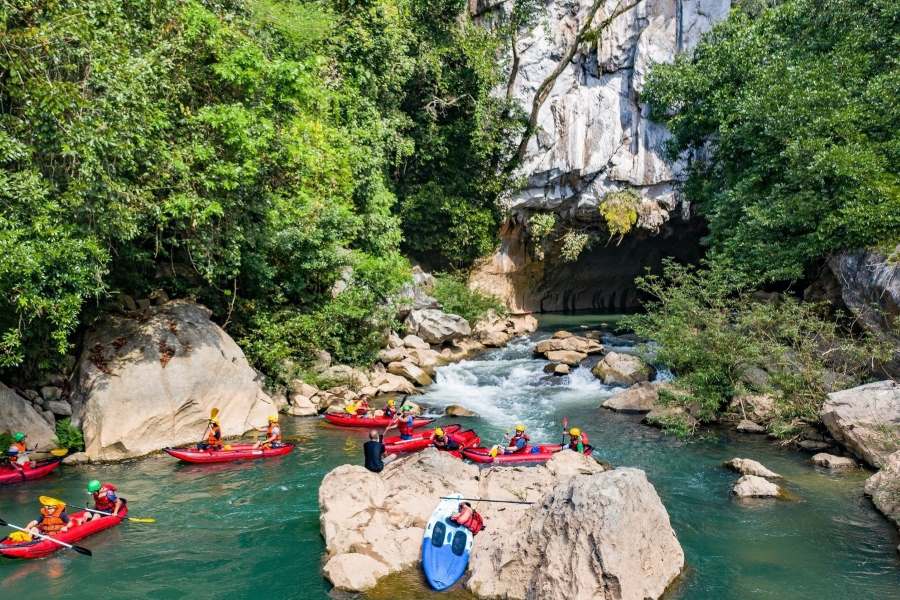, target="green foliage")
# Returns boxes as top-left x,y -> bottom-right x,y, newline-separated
432,273 -> 506,324
626,261 -> 892,433
559,232 -> 591,263
643,0 -> 900,286
599,190 -> 639,242
528,213 -> 557,240
54,418 -> 84,451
